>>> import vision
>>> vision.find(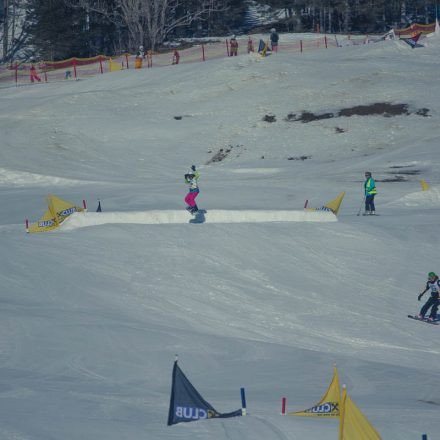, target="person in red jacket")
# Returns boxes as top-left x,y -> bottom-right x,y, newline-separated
30,61 -> 41,83
229,36 -> 238,56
